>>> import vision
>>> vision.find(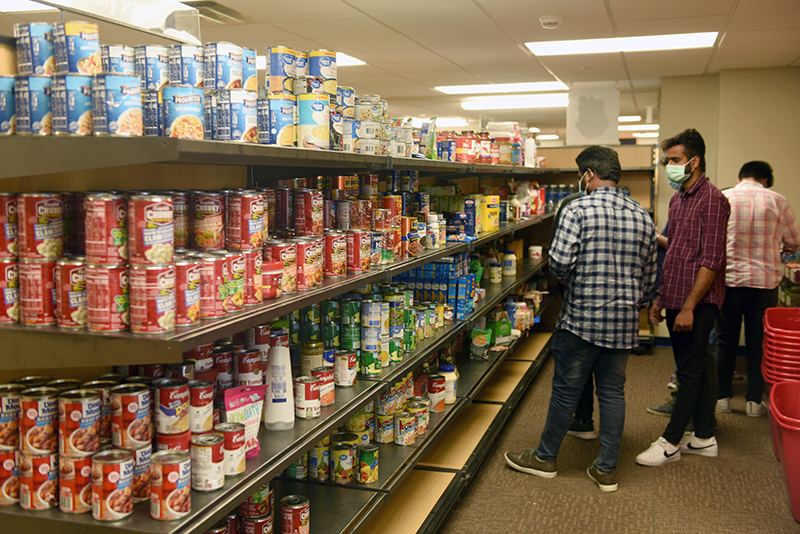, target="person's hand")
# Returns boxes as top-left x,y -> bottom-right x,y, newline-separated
674,308 -> 694,331
649,303 -> 664,325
